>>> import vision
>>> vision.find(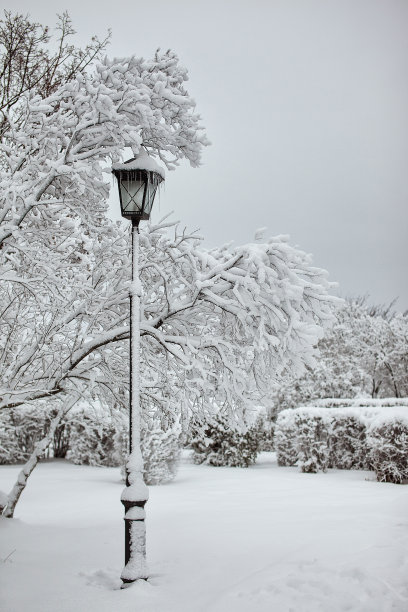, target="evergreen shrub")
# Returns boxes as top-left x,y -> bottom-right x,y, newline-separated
258,419 -> 275,451
115,417 -> 182,485
0,407 -> 54,464
274,411 -> 298,466
368,415 -> 408,484
329,411 -> 369,470
67,416 -> 119,466
190,413 -> 263,468
295,410 -> 331,473
141,418 -> 181,485
275,404 -> 408,481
